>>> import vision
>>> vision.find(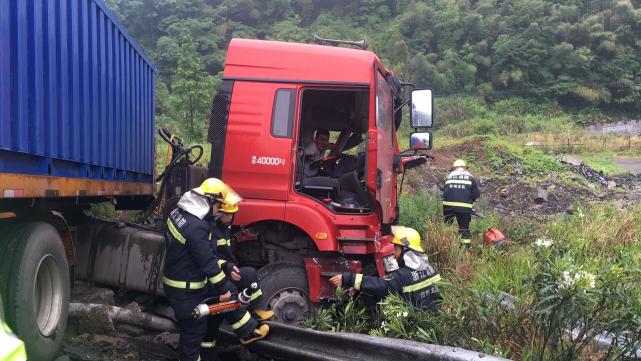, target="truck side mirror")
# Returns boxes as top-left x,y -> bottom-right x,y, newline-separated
410,131 -> 432,150
410,89 -> 433,128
